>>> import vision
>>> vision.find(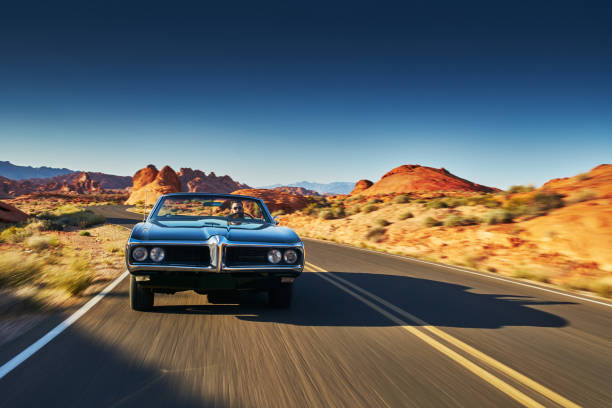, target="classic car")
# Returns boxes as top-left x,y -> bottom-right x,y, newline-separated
126,193 -> 304,311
